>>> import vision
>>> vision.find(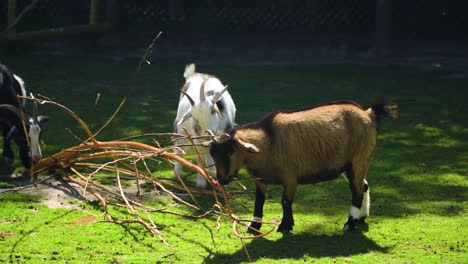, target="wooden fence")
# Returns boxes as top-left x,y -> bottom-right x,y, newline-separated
0,0 -> 113,43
